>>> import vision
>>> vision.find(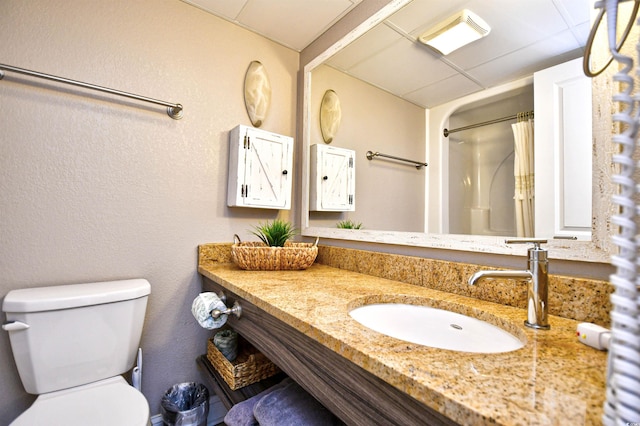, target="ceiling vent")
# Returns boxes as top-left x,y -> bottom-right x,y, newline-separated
419,9 -> 491,55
